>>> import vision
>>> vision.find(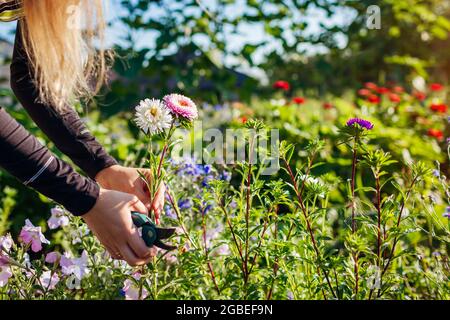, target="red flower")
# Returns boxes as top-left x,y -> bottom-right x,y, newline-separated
364,82 -> 378,90
430,83 -> 444,92
414,91 -> 426,101
430,103 -> 448,113
367,94 -> 381,104
323,102 -> 333,110
376,87 -> 390,95
427,128 -> 444,140
358,89 -> 371,97
273,81 -> 290,91
240,116 -> 248,124
392,86 -> 404,93
388,93 -> 401,103
292,97 -> 306,105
